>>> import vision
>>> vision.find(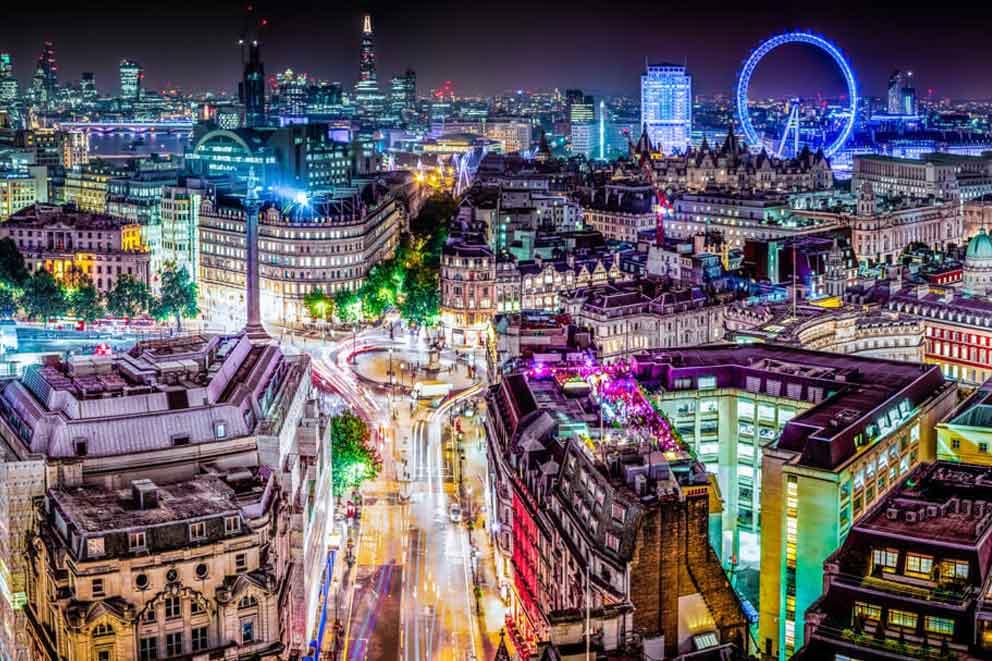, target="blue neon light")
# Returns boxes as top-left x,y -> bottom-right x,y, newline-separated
736,32 -> 858,158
